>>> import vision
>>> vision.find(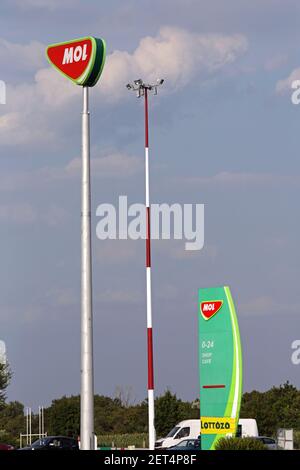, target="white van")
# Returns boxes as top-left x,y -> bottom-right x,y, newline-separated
236,419 -> 259,438
155,418 -> 258,449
